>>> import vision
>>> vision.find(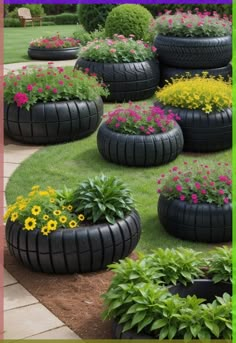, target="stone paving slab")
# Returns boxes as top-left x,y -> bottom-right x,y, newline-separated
26,326 -> 81,339
4,269 -> 17,287
4,163 -> 19,178
4,284 -> 38,311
